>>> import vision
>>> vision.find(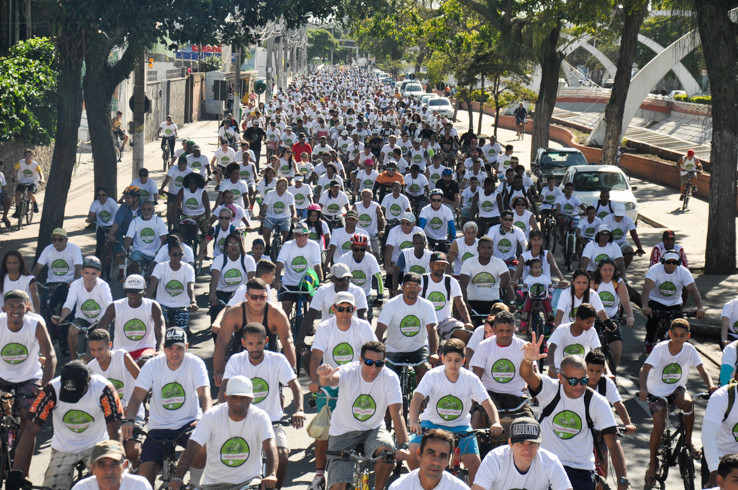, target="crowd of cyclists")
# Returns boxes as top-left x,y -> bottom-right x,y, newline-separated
4,65 -> 738,490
